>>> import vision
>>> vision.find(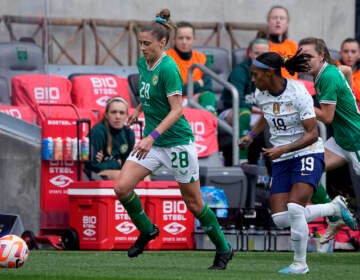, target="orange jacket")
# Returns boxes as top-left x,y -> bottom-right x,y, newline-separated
167,48 -> 206,84
351,69 -> 360,105
269,39 -> 298,79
